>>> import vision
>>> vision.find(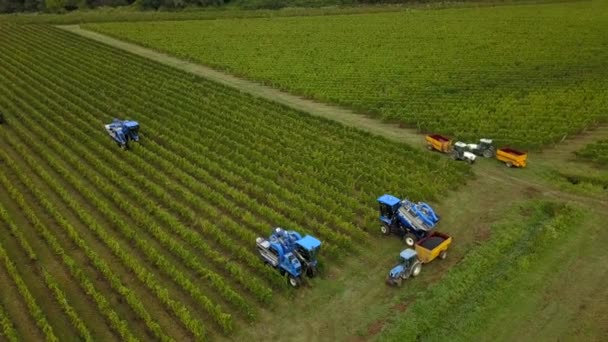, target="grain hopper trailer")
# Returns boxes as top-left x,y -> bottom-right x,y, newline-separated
104,118 -> 140,149
256,228 -> 322,288
378,194 -> 440,247
496,147 -> 528,168
425,134 -> 452,153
